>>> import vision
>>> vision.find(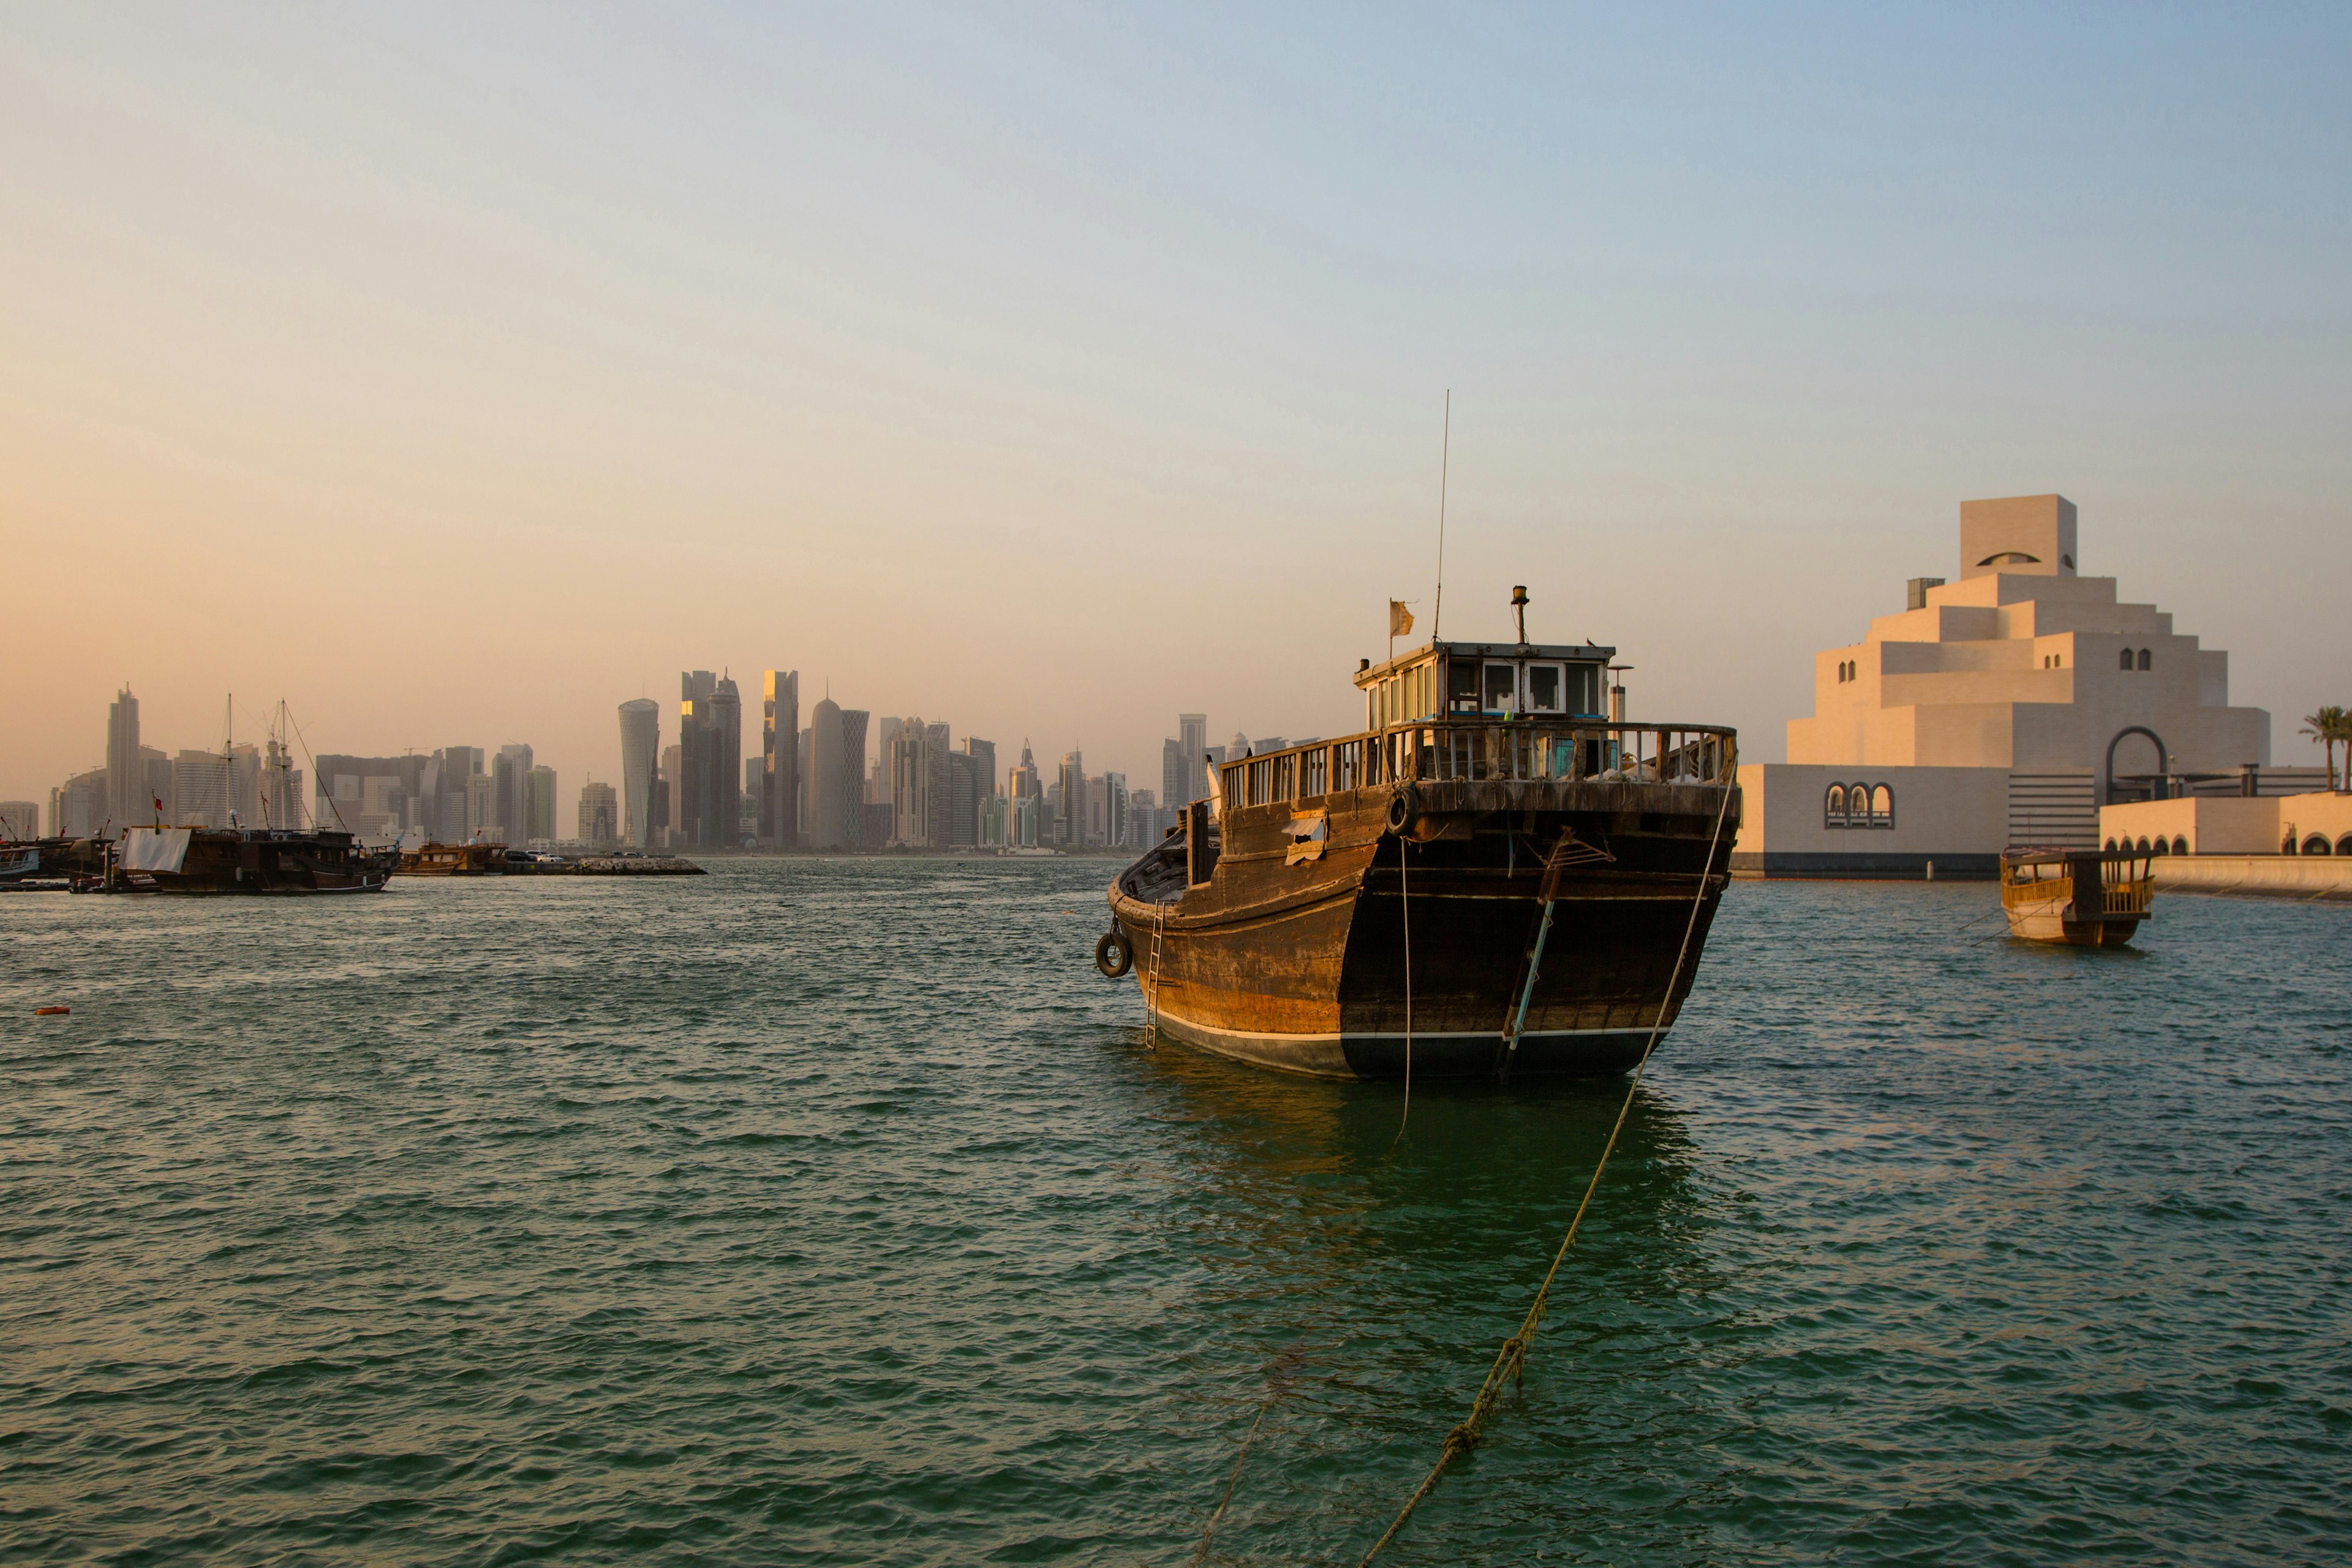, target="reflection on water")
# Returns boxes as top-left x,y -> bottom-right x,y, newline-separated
1,863 -> 2347,1567
1129,1039 -> 1740,1562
